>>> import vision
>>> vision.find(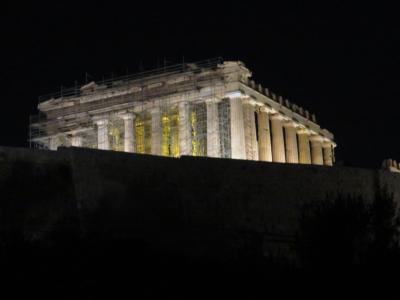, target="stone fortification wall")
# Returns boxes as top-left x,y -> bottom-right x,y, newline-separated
1,146 -> 399,257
